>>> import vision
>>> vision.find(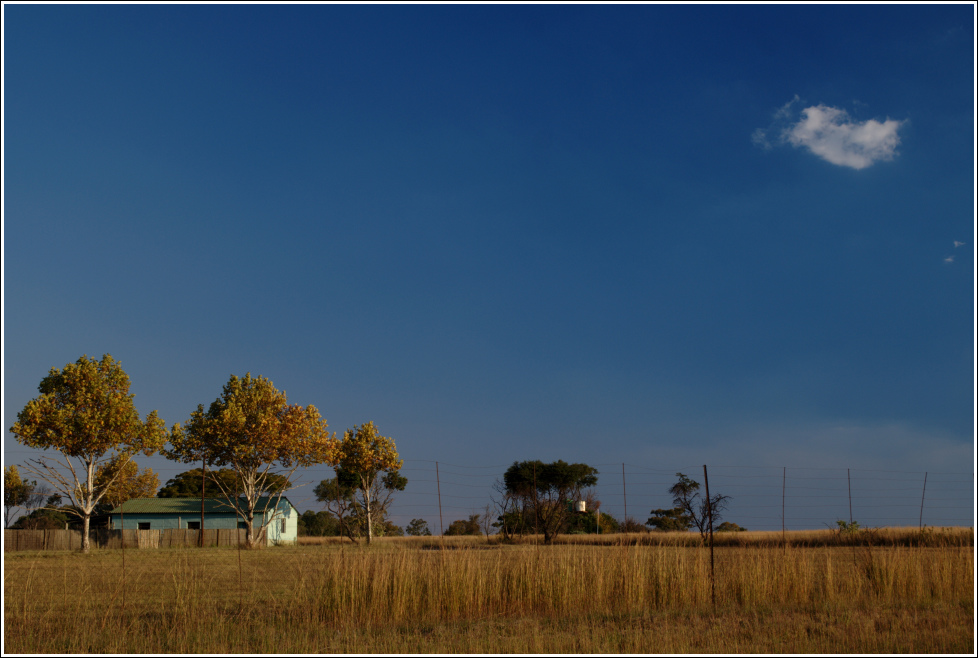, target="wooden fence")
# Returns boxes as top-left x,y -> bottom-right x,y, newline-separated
3,528 -> 265,552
